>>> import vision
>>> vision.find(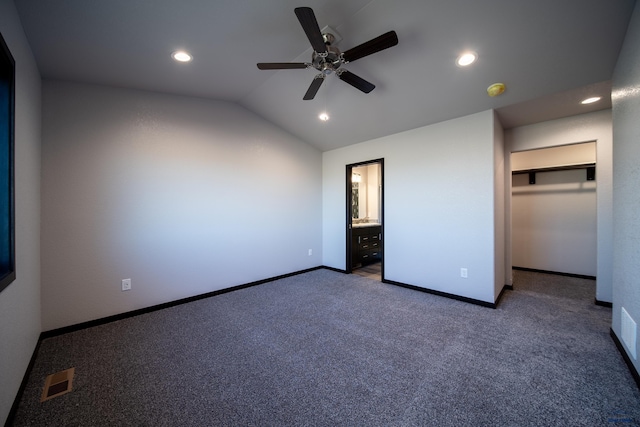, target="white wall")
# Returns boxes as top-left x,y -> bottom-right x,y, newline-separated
323,110 -> 502,304
41,81 -> 322,331
612,2 -> 640,374
511,142 -> 596,170
493,112 -> 506,297
505,109 -> 613,301
0,0 -> 41,423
